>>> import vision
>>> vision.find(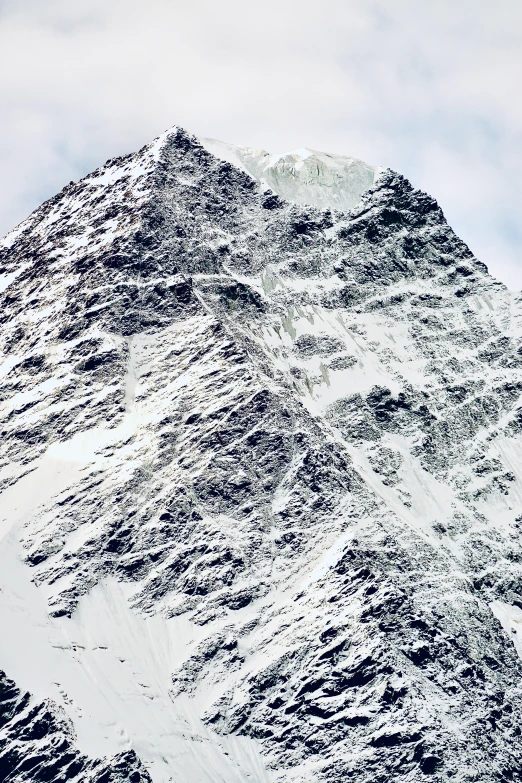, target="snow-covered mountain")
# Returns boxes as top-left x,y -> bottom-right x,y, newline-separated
1,125 -> 522,783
